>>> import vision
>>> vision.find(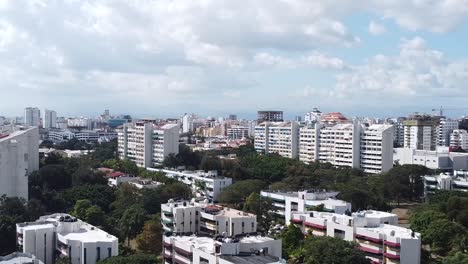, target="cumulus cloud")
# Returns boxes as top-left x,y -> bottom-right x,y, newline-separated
334,37 -> 468,99
369,20 -> 387,35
